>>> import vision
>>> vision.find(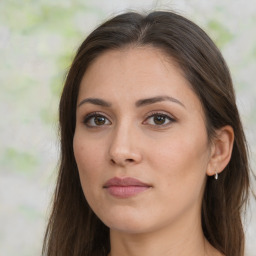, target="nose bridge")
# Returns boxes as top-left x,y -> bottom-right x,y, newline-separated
108,118 -> 141,165
110,119 -> 133,155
